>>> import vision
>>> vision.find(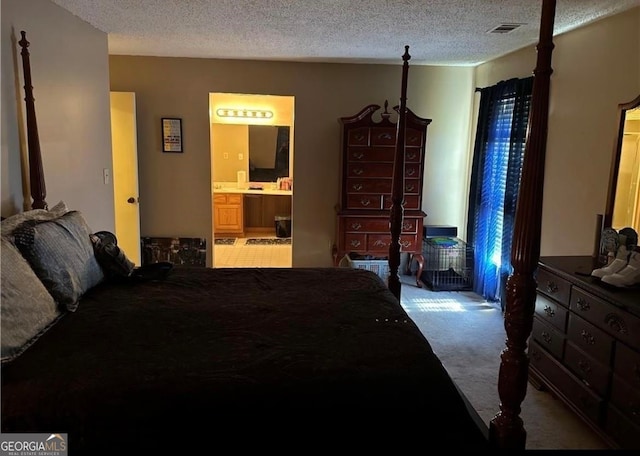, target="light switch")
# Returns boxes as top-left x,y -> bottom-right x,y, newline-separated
103,168 -> 111,185
223,152 -> 229,159
238,153 -> 243,160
